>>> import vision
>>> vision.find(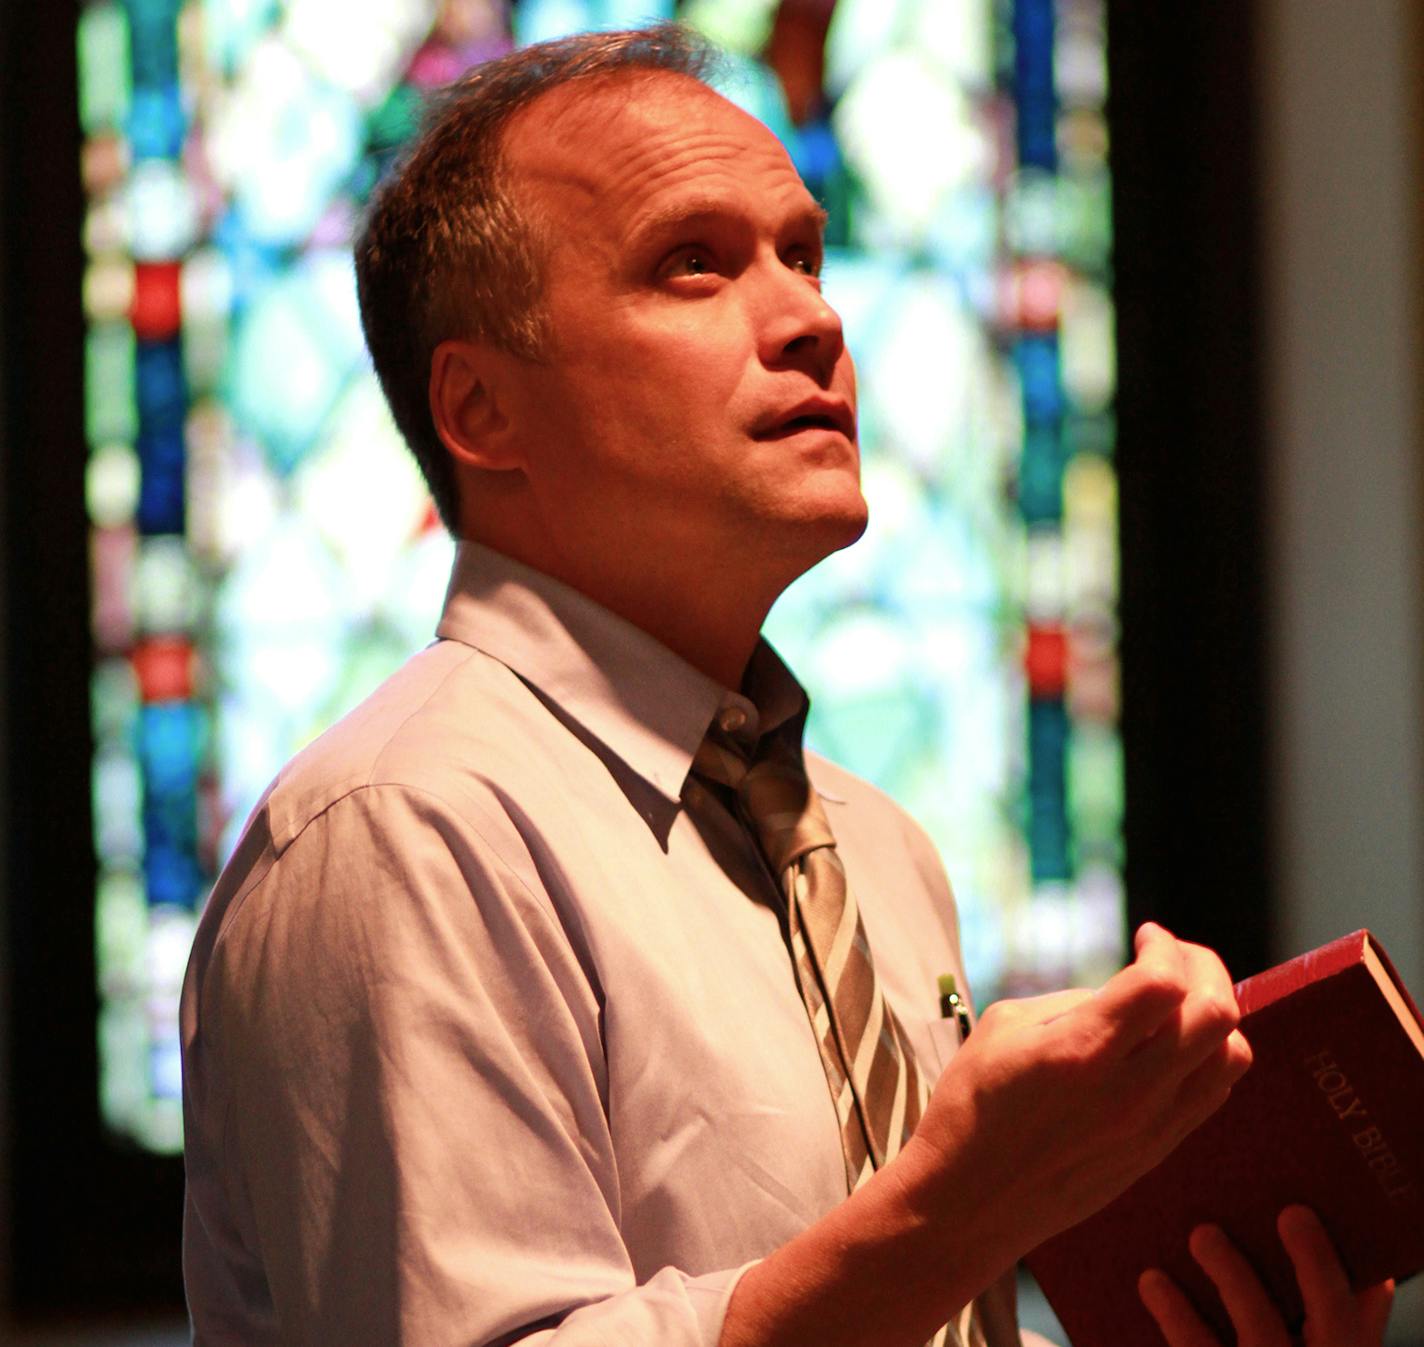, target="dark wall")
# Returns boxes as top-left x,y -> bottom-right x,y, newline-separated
1109,3 -> 1273,982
